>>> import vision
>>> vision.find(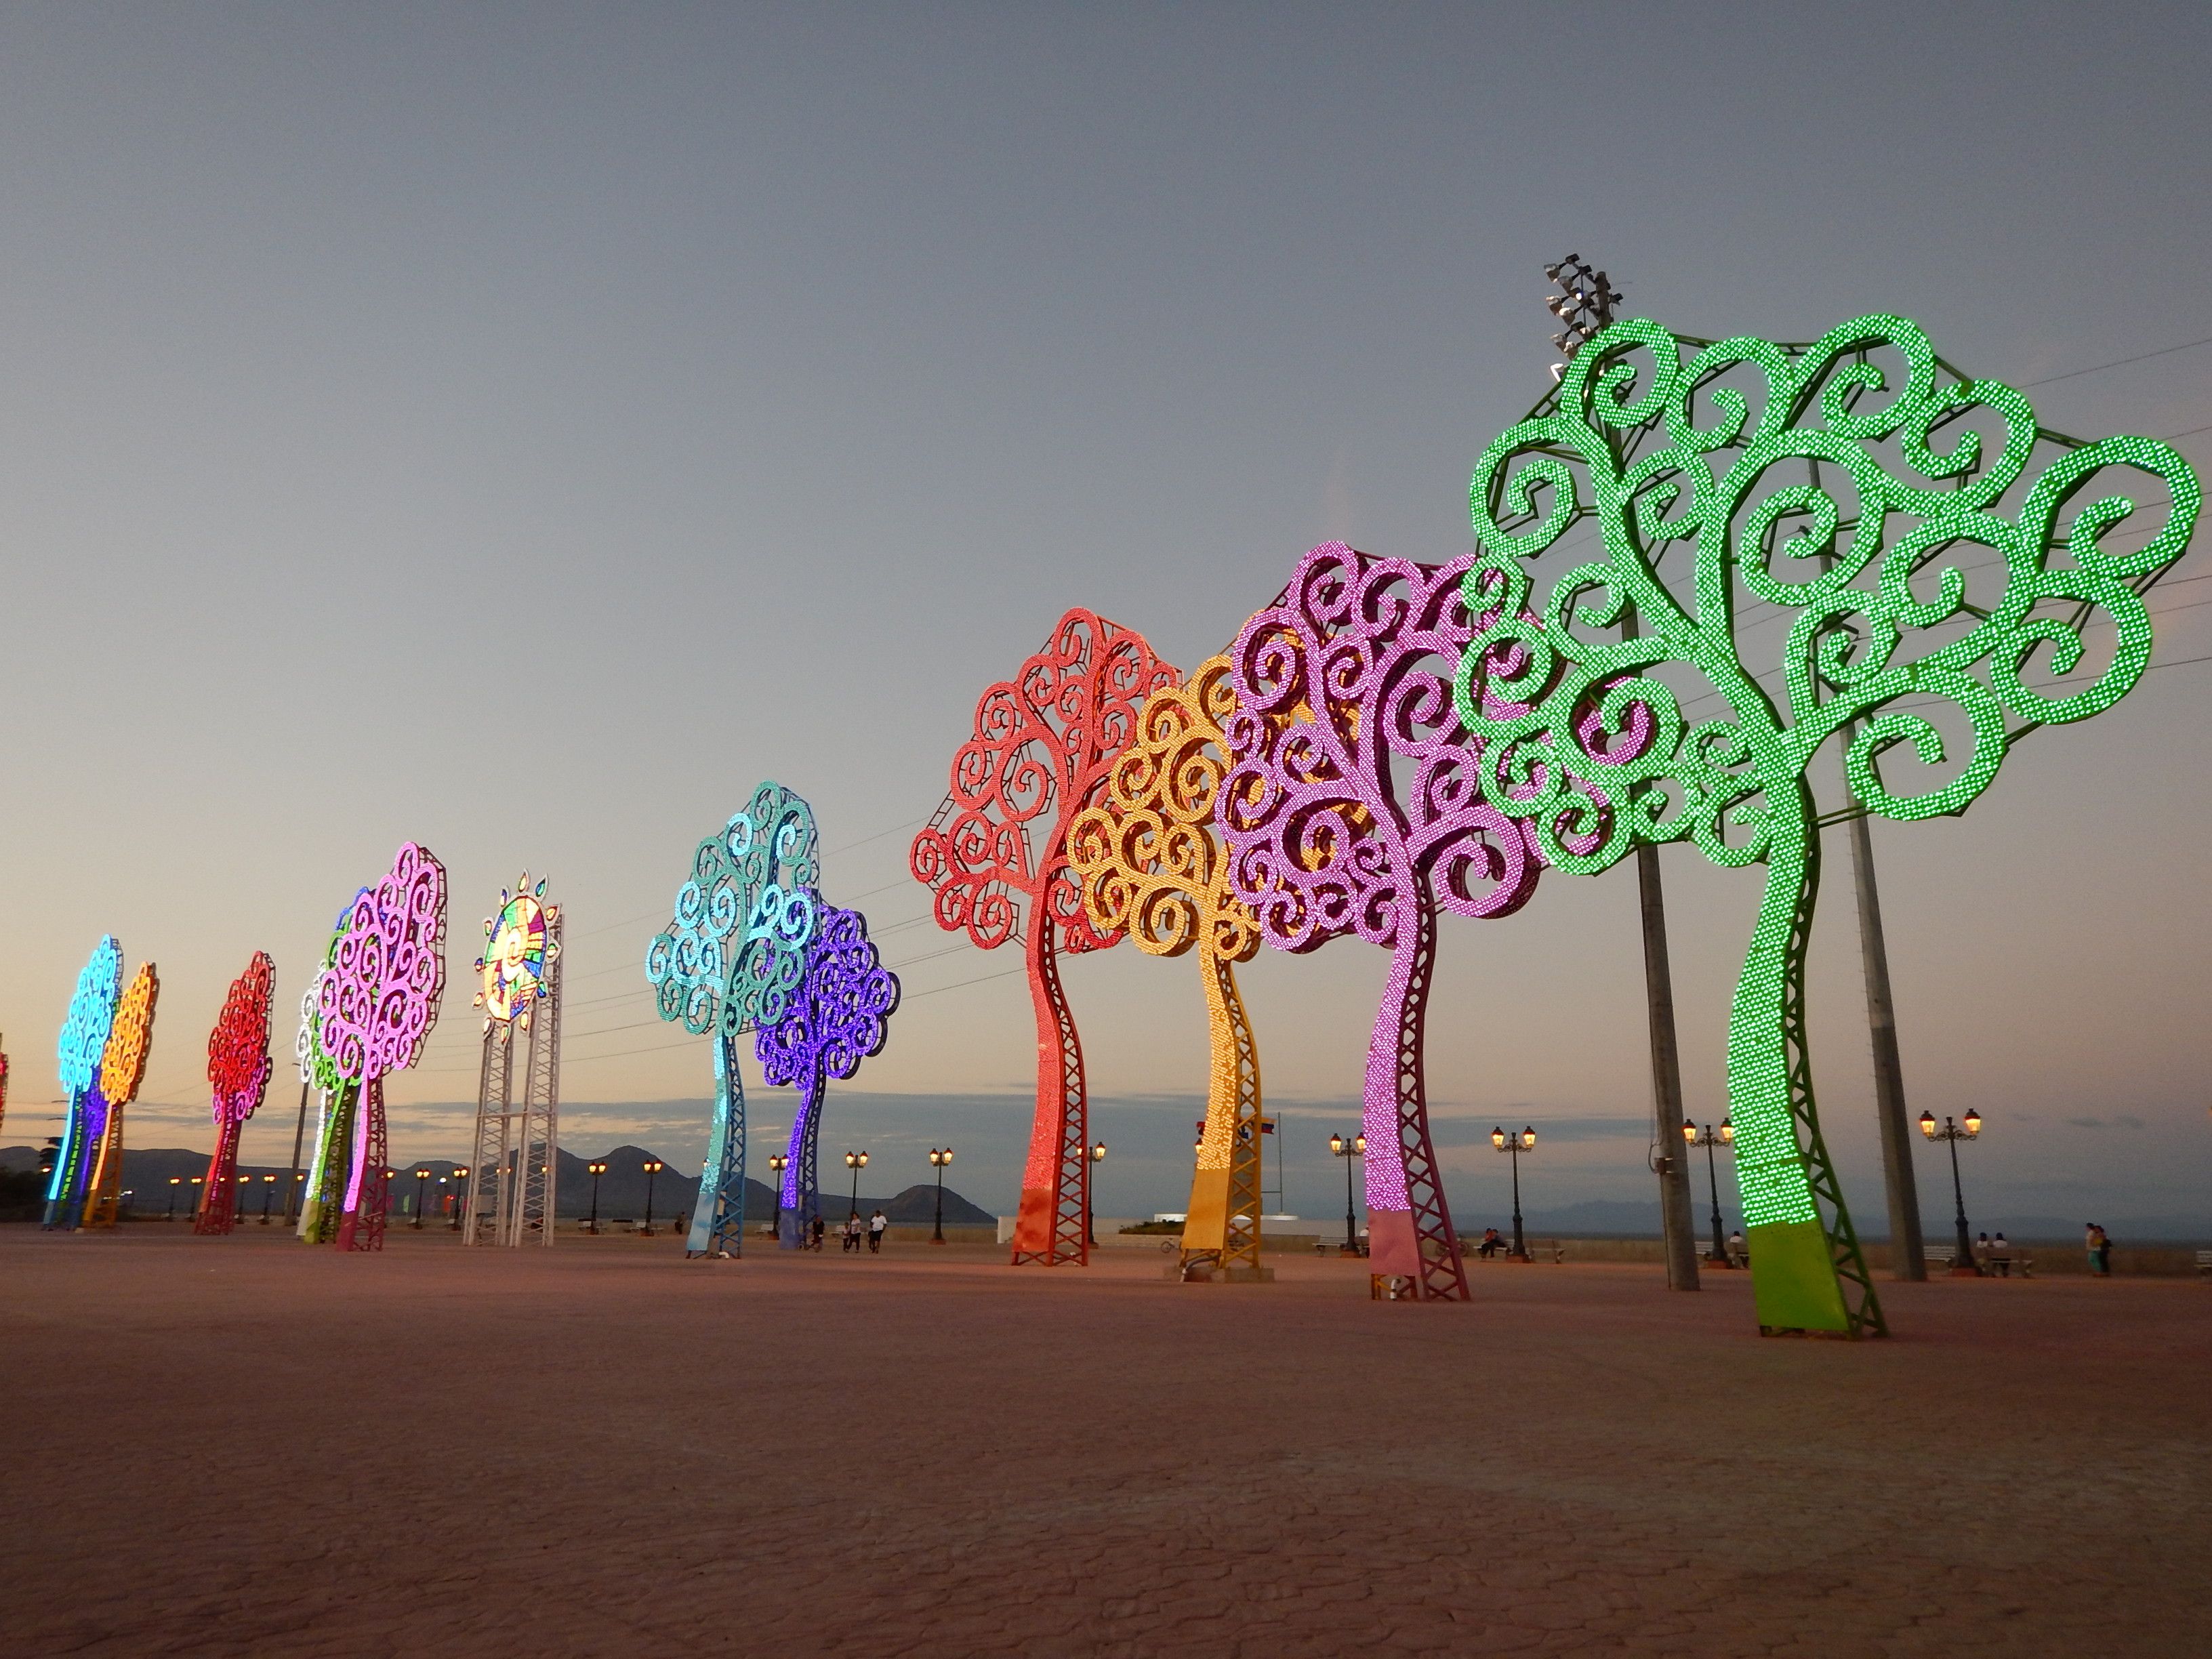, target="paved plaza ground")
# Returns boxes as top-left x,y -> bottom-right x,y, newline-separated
2,1227 -> 2207,1658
